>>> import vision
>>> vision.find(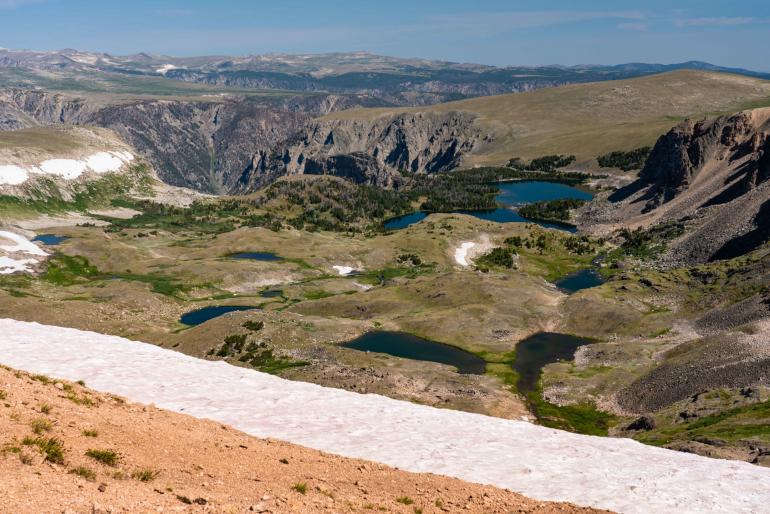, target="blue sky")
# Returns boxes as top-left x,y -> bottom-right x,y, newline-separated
1,0 -> 769,70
